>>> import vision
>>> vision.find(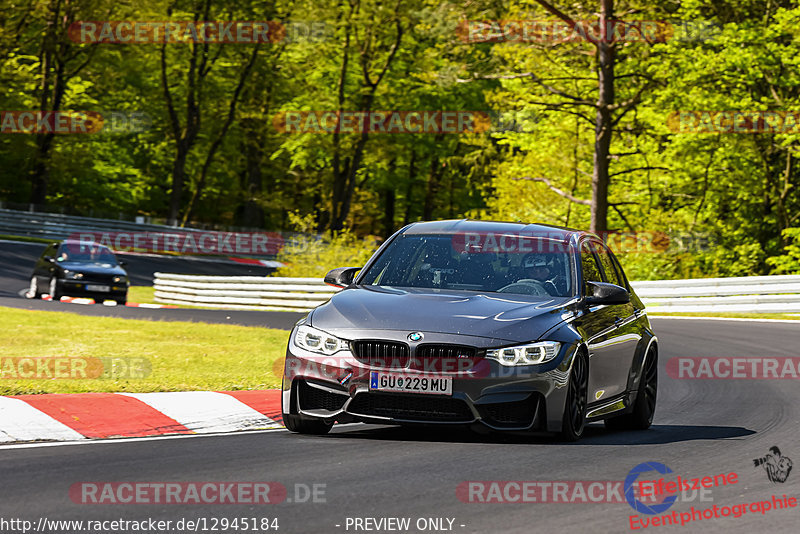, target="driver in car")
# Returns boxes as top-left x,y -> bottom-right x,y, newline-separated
520,253 -> 559,296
